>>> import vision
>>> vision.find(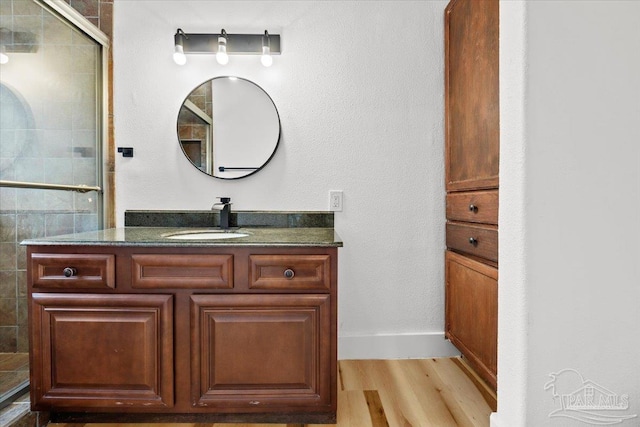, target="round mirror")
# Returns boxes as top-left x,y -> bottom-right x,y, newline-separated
177,76 -> 280,179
